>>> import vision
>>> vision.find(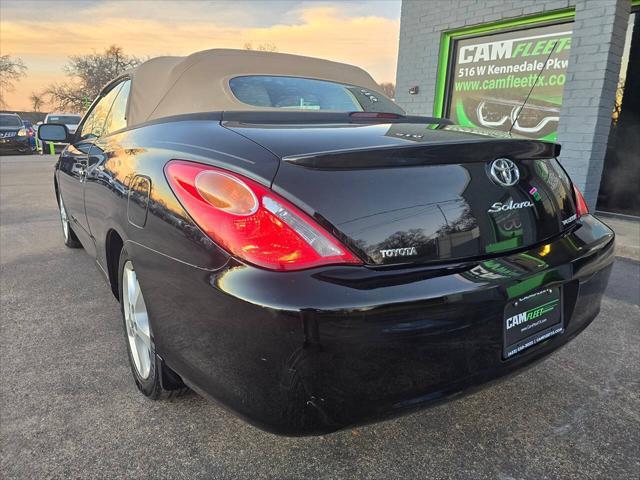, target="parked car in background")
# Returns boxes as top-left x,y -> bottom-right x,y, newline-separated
44,113 -> 81,134
39,49 -> 615,436
0,113 -> 31,155
41,113 -> 82,153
